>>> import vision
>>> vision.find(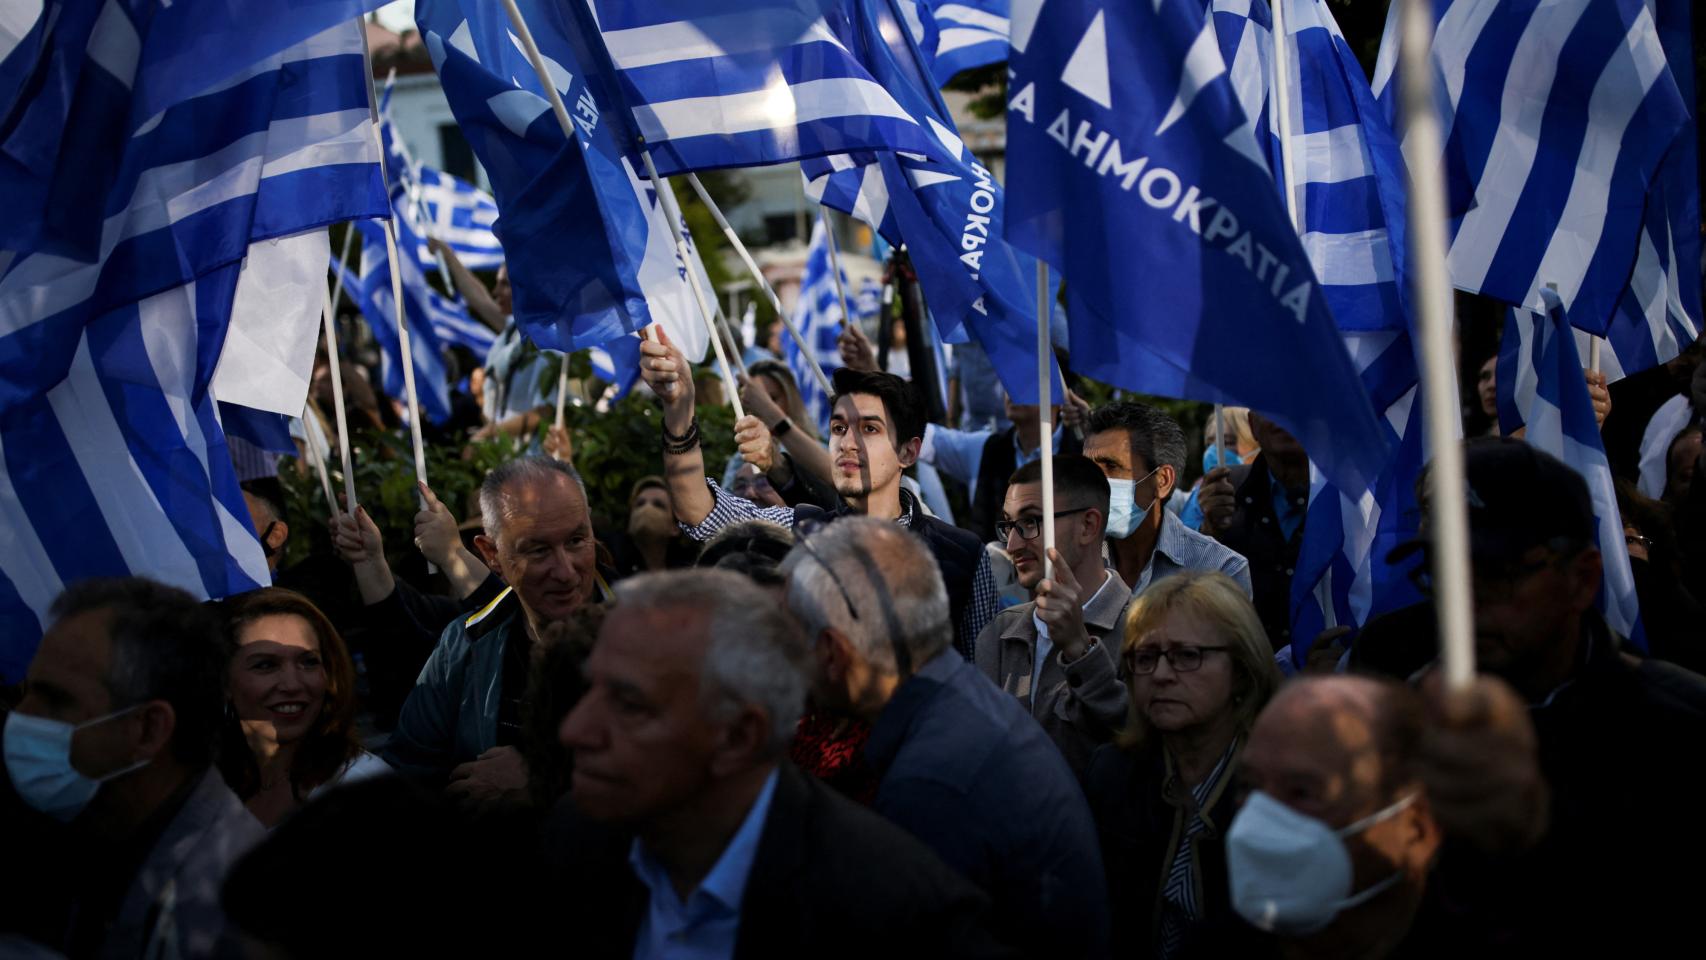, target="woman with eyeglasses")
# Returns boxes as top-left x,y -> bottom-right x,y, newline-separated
1085,571 -> 1283,959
